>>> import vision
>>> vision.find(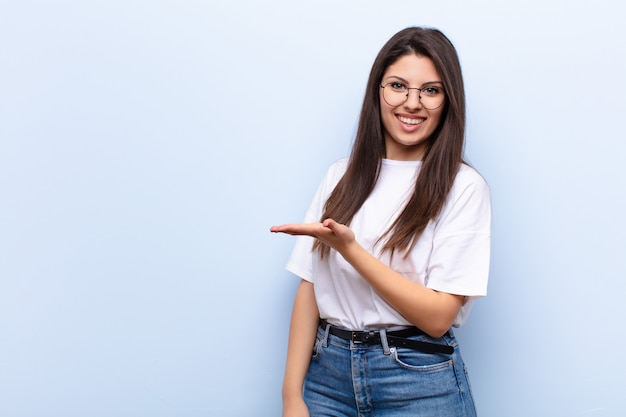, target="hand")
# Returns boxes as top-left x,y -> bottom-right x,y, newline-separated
282,396 -> 310,417
270,218 -> 355,254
